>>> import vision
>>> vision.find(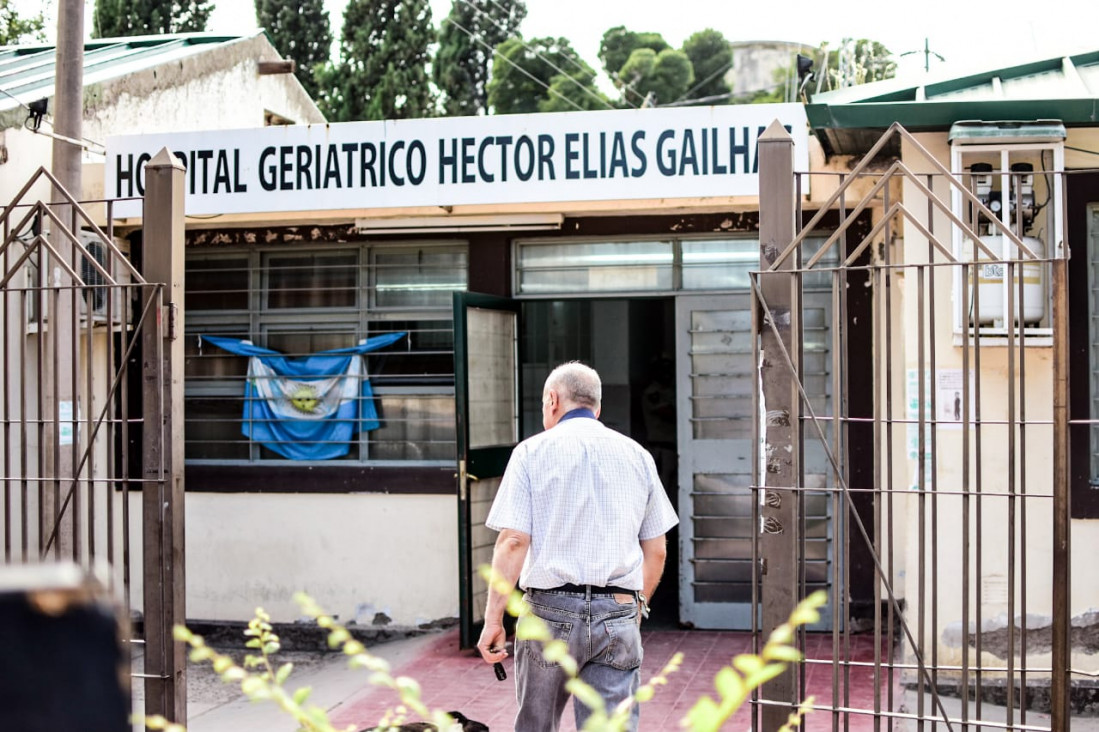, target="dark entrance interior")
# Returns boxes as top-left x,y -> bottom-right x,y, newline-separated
519,297 -> 681,626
